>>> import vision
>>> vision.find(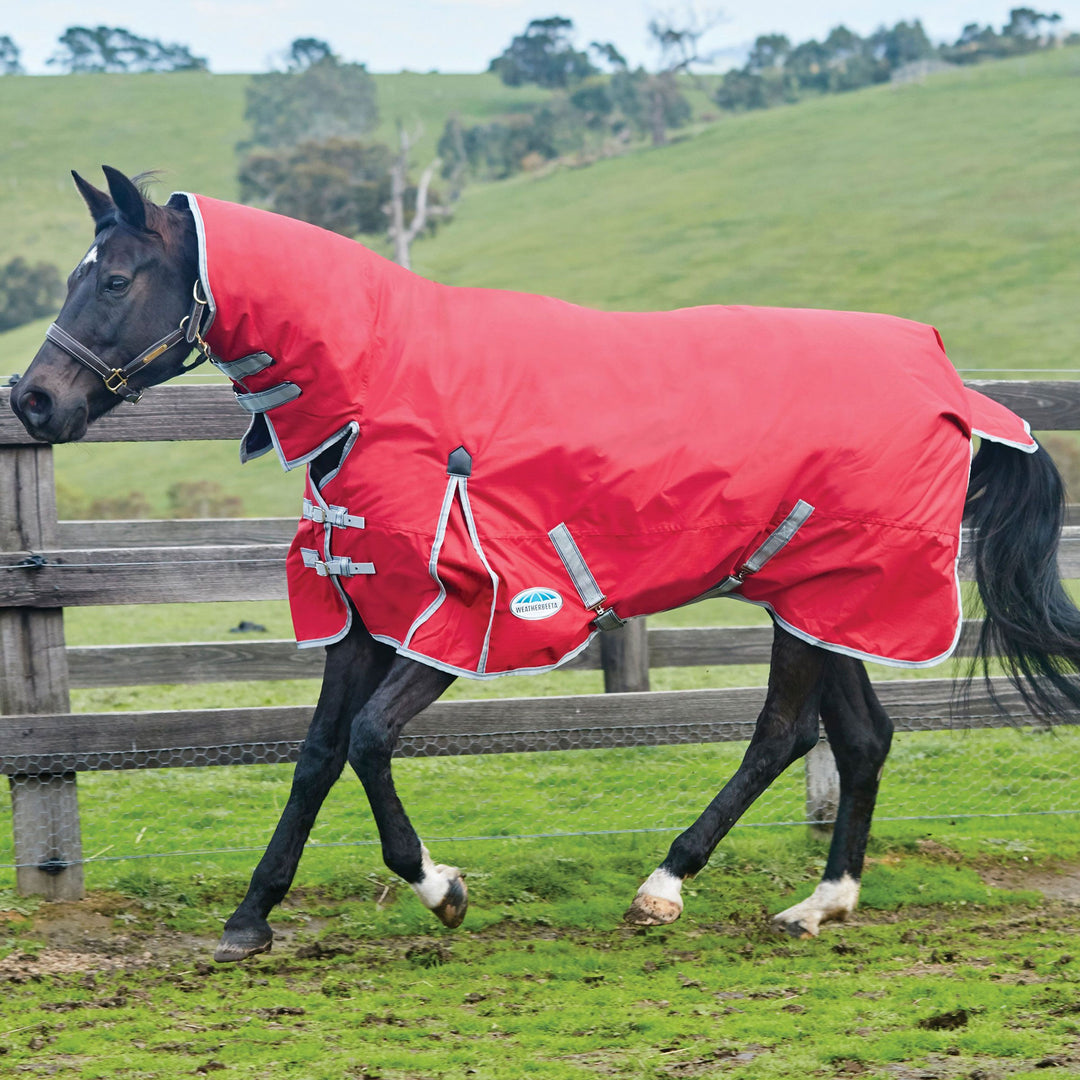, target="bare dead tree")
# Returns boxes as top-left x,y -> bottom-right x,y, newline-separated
646,7 -> 724,146
386,124 -> 442,270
